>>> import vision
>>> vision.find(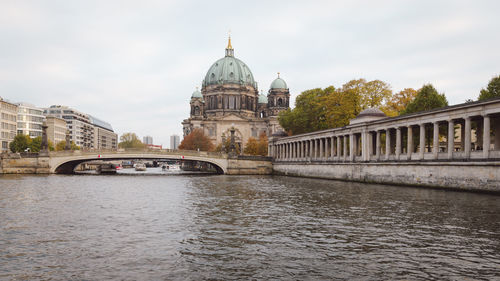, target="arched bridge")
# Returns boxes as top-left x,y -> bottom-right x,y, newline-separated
45,149 -> 272,175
